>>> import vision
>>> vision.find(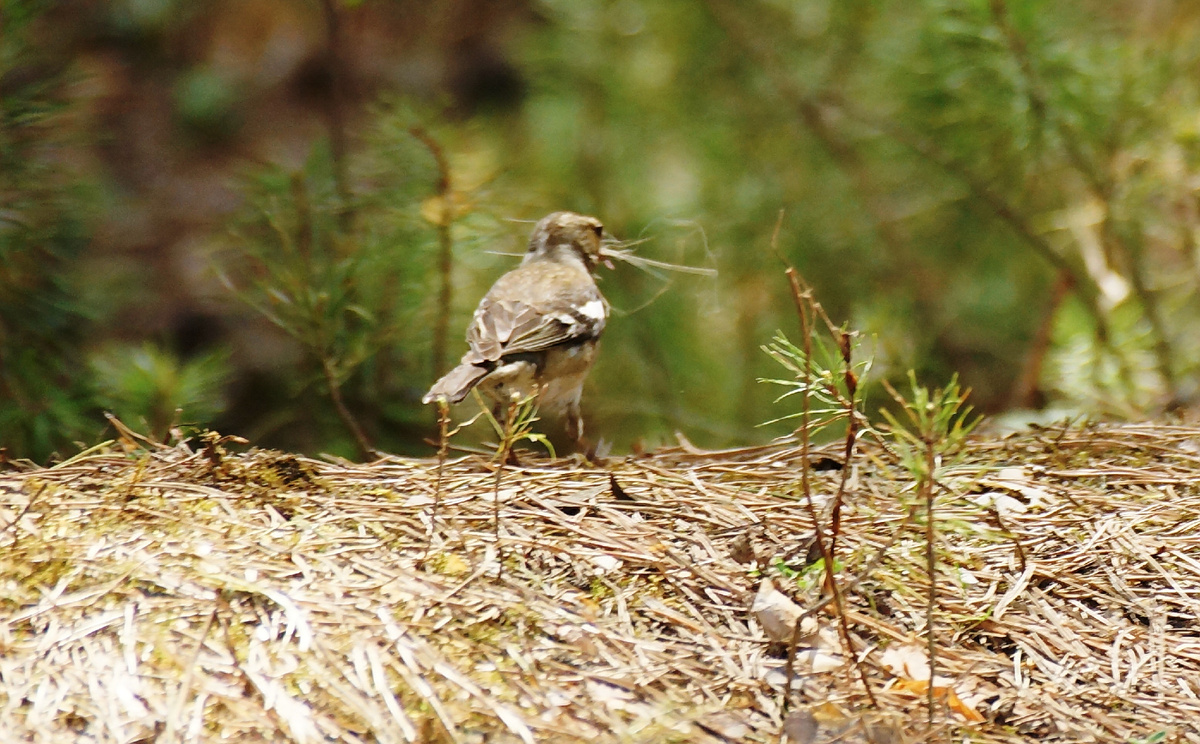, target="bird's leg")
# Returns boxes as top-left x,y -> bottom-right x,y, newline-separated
565,400 -> 584,443
562,399 -> 604,463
